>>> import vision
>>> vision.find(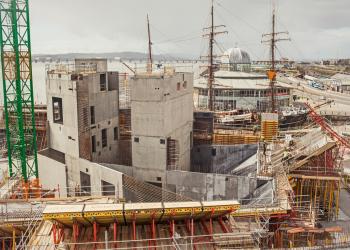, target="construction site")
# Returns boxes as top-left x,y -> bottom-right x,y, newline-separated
1,0 -> 350,249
